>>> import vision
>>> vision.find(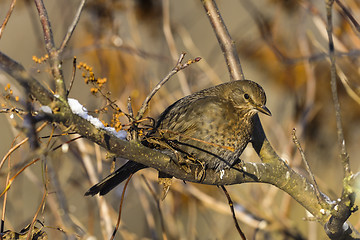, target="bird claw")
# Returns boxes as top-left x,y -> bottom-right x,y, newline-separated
158,172 -> 173,201
194,161 -> 206,182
